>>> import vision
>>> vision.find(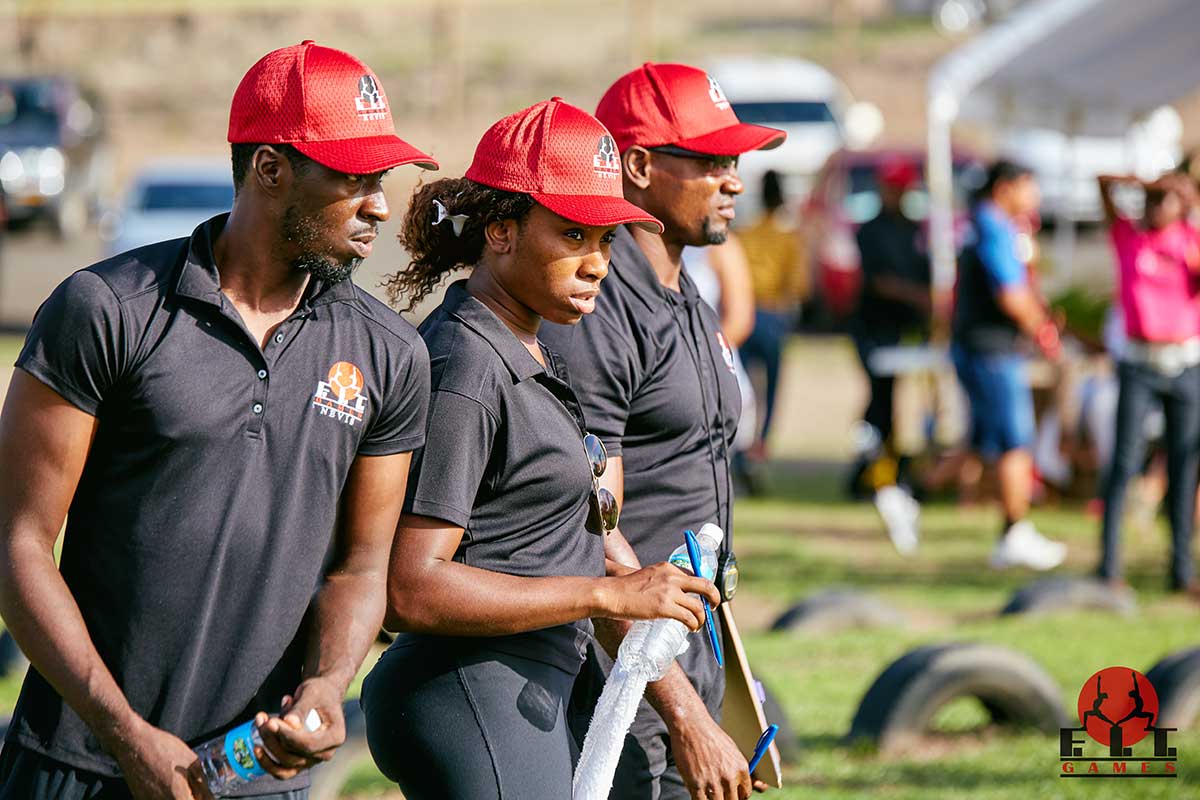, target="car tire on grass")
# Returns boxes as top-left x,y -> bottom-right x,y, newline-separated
758,681 -> 801,764
846,642 -> 1068,753
1145,647 -> 1200,729
1000,578 -> 1136,617
771,589 -> 905,634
